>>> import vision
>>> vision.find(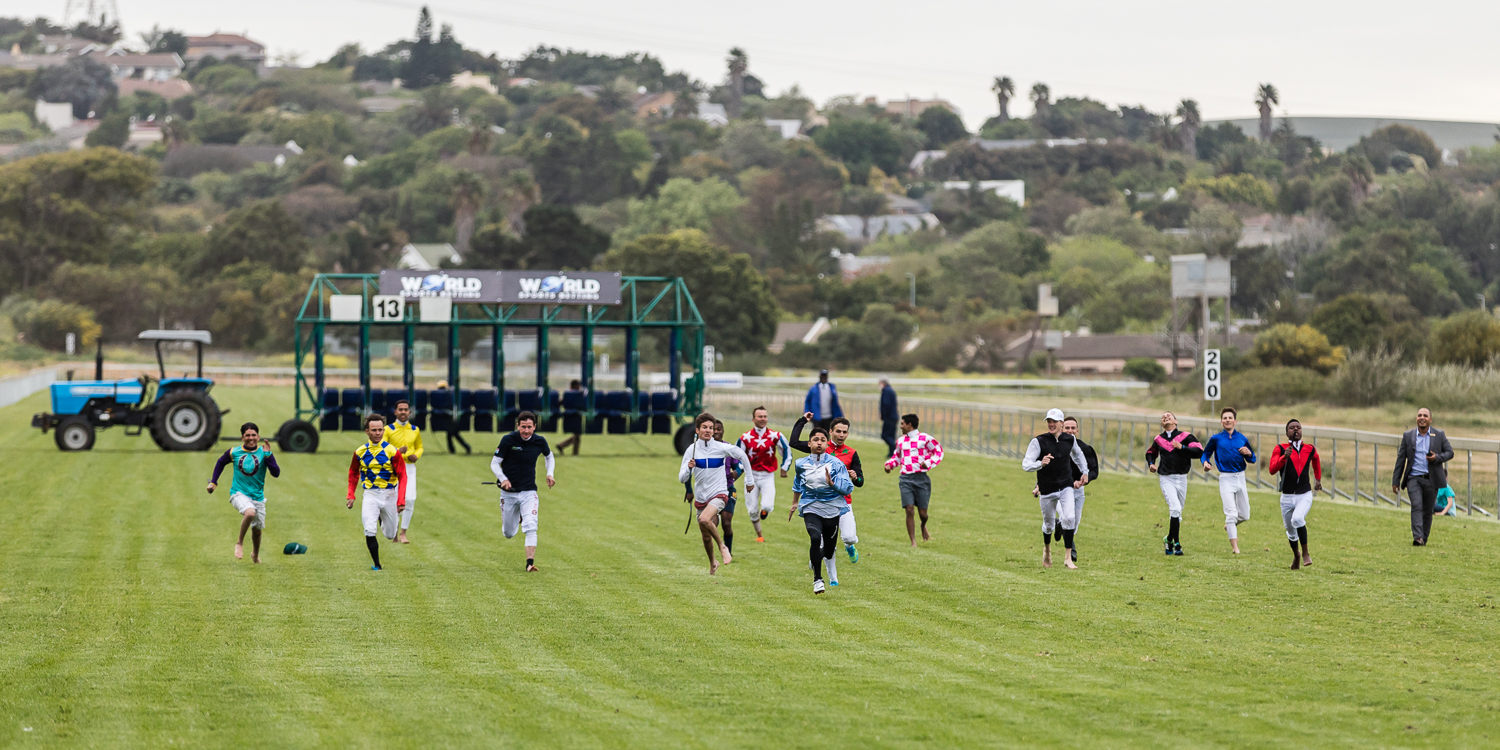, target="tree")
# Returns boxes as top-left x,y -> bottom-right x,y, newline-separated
916,106 -> 968,149
725,47 -> 748,119
1255,83 -> 1279,141
141,26 -> 188,55
28,56 -> 116,119
1354,124 -> 1442,173
1029,83 -> 1051,121
84,109 -> 129,148
1308,292 -> 1427,358
613,177 -> 745,245
1176,99 -> 1201,158
201,200 -> 310,275
0,149 -> 156,294
450,169 -> 485,256
400,6 -> 459,88
811,117 -> 906,181
597,229 -> 778,353
42,263 -> 182,341
991,76 -> 1015,121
